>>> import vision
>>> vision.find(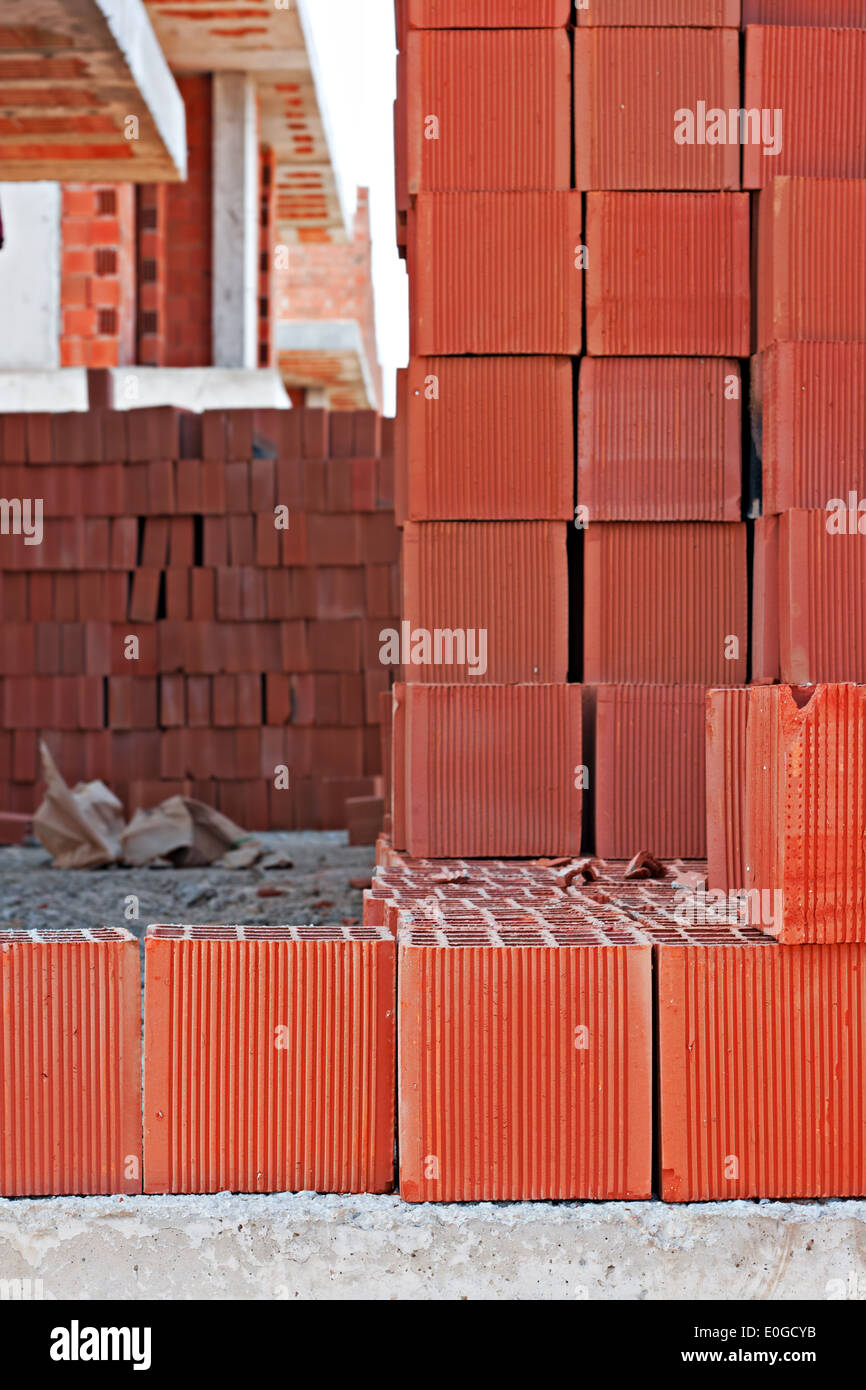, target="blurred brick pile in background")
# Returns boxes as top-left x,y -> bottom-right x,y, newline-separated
0,377 -> 398,829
